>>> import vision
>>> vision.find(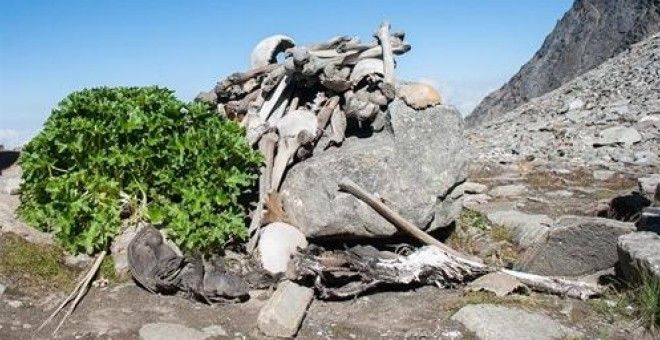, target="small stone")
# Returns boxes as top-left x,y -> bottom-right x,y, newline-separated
0,176 -> 21,195
638,174 -> 660,197
257,280 -> 314,338
64,253 -> 93,269
460,182 -> 488,194
488,184 -> 527,198
0,283 -> 6,295
451,304 -> 582,340
139,323 -> 207,340
201,325 -> 227,337
258,222 -> 308,275
462,193 -> 491,208
593,170 -> 615,181
6,300 -> 23,308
